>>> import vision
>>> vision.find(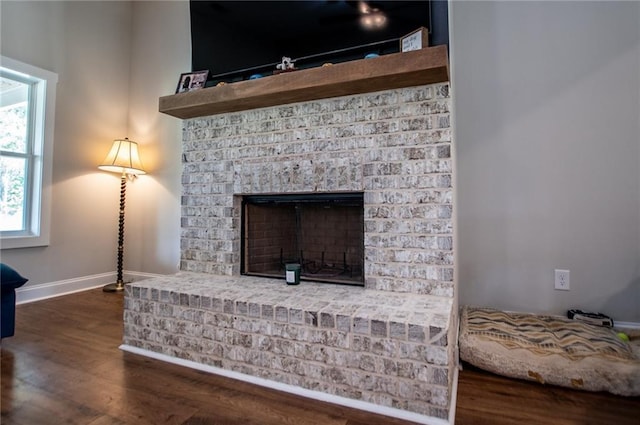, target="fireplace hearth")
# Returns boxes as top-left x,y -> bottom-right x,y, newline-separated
242,192 -> 364,285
